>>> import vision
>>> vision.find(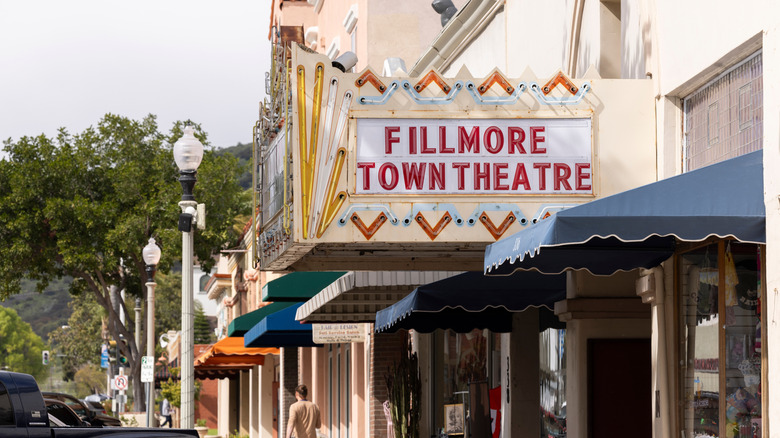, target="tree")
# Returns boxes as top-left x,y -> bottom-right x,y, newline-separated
0,114 -> 248,411
0,306 -> 47,380
74,364 -> 107,397
153,271 -> 182,357
47,293 -> 104,381
194,301 -> 214,345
